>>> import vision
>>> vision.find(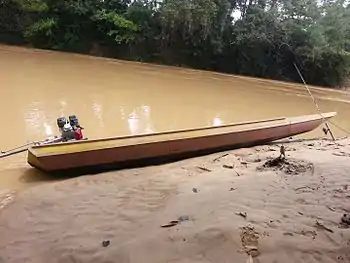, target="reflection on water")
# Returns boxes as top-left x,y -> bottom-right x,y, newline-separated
142,105 -> 155,134
92,102 -> 104,130
23,102 -> 47,137
1,45 -> 350,190
127,105 -> 155,135
120,105 -> 126,120
43,123 -> 53,137
128,111 -> 139,135
212,117 -> 223,127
